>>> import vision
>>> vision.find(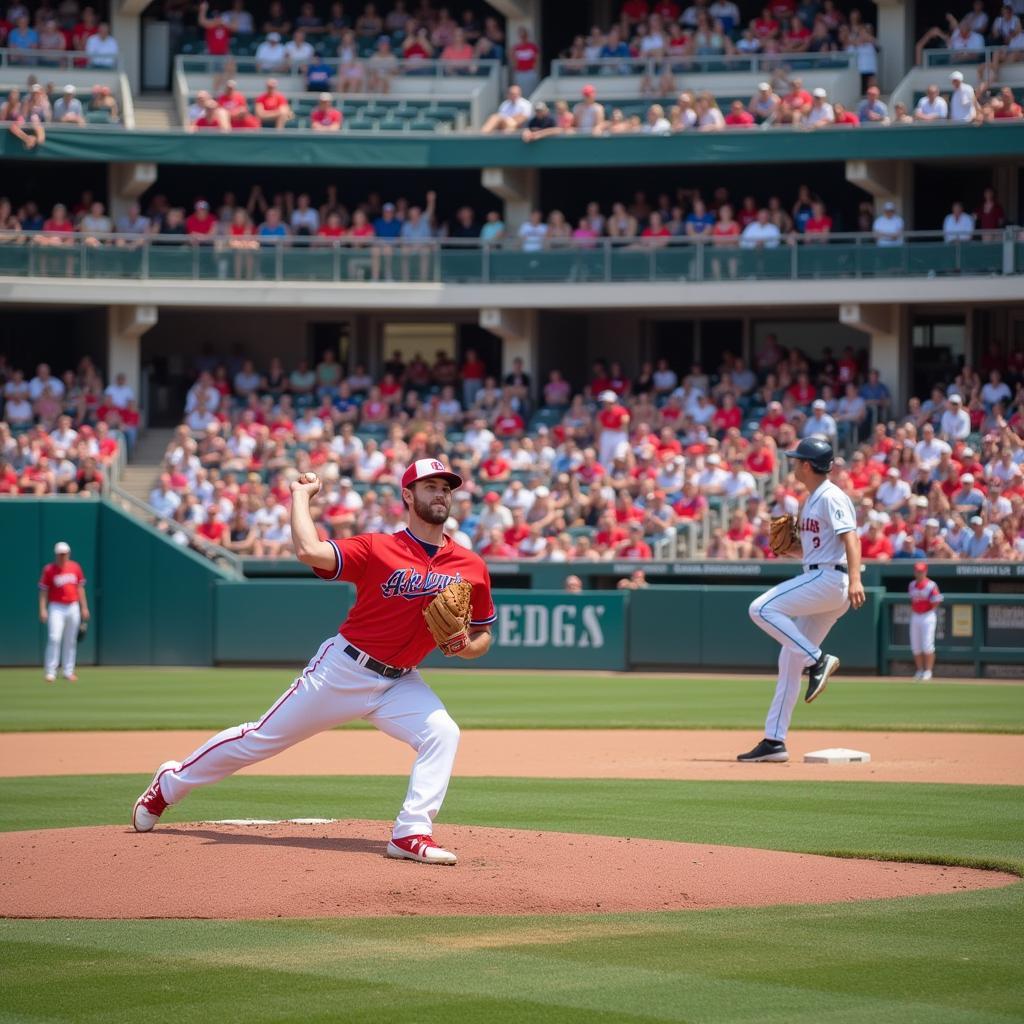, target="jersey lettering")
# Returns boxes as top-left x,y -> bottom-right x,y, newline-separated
800,518 -> 820,534
381,568 -> 463,600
